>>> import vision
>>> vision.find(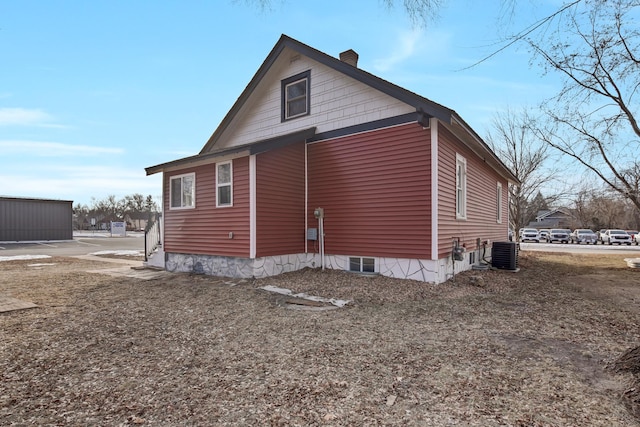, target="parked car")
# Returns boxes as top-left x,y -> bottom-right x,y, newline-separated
601,229 -> 632,245
597,229 -> 607,244
627,230 -> 639,244
538,229 -> 550,241
548,228 -> 570,244
519,228 -> 540,243
570,229 -> 597,244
